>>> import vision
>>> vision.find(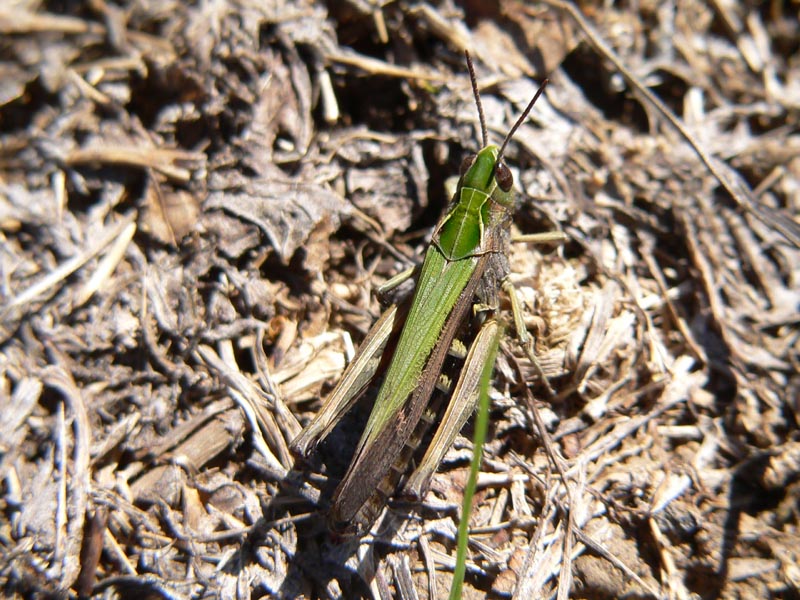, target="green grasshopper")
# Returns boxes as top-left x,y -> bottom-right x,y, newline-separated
291,51 -> 548,537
